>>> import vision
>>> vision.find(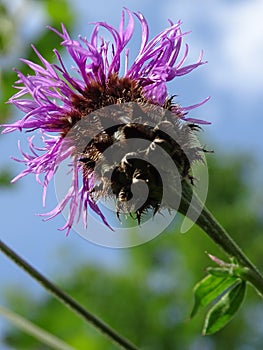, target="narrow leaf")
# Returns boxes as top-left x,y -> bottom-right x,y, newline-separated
191,274 -> 237,318
203,280 -> 246,335
0,305 -> 76,350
